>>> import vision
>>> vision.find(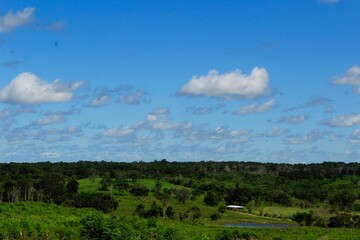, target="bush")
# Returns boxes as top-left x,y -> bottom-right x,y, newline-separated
74,192 -> 118,213
130,184 -> 149,196
163,227 -> 183,240
210,212 -> 221,221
